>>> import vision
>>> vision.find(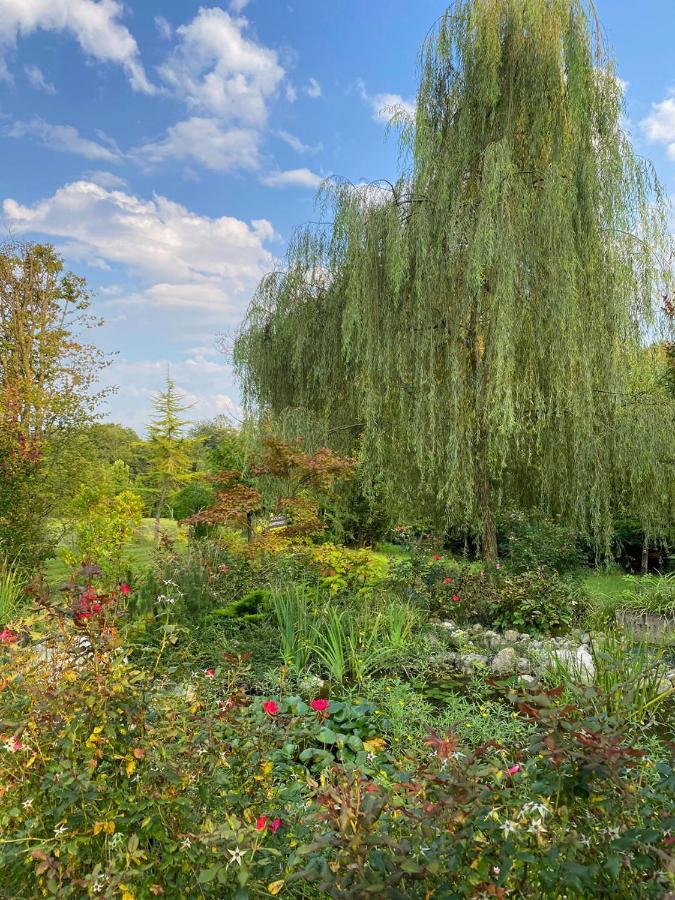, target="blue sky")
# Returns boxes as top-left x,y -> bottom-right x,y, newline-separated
1,0 -> 674,433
